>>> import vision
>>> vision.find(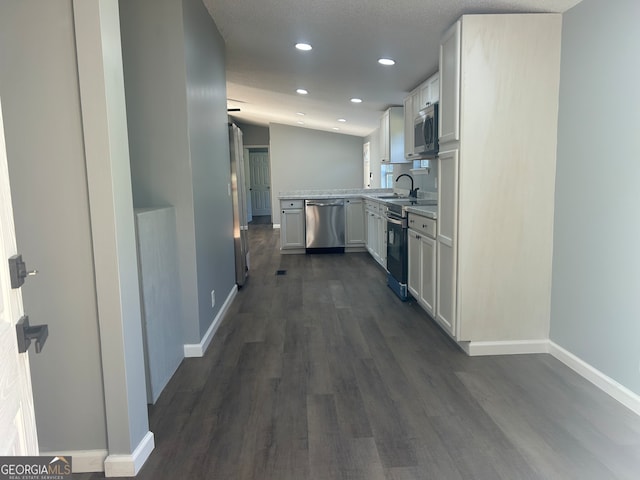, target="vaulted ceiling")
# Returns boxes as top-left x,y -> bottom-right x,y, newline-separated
205,0 -> 582,137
